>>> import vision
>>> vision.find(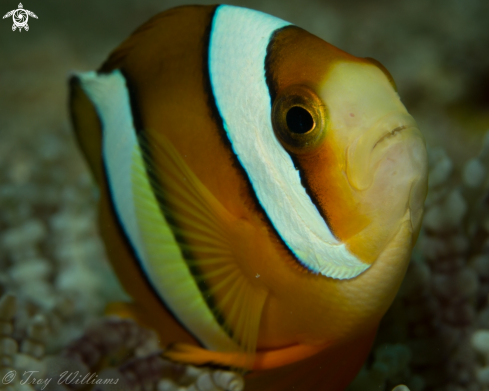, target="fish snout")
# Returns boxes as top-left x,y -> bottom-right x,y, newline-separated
346,112 -> 422,191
